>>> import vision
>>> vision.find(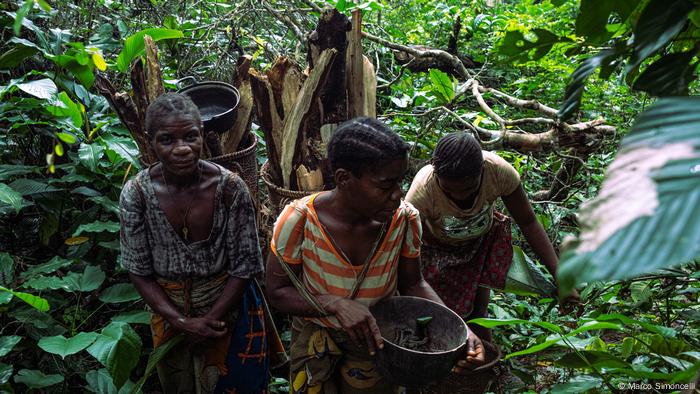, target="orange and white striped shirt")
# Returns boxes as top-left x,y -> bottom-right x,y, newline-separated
270,192 -> 422,329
